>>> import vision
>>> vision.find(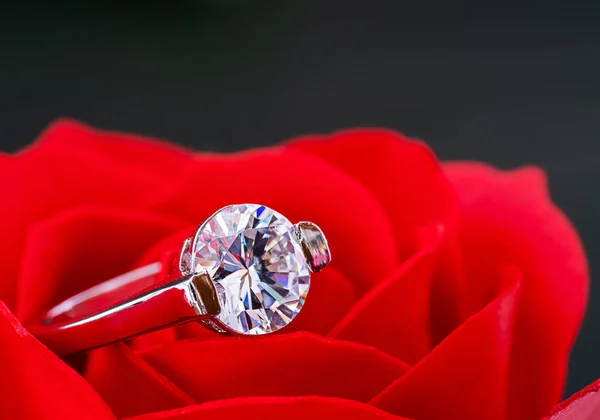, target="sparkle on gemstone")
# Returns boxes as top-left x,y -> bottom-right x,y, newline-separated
190,204 -> 311,335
